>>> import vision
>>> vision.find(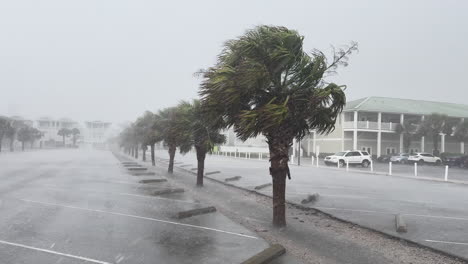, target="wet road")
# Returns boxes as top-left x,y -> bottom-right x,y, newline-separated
154,149 -> 468,261
0,149 -> 271,264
